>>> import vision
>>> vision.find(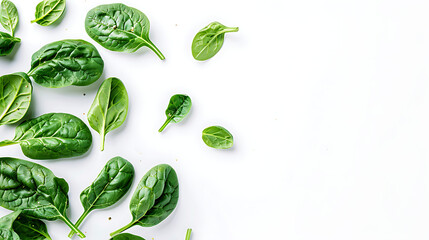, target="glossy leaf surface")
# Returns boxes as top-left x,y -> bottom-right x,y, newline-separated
31,0 -> 65,26
111,233 -> 145,240
0,31 -> 19,56
13,215 -> 52,240
159,94 -> 191,132
202,126 -> 233,149
0,0 -> 18,36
